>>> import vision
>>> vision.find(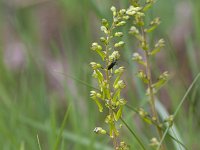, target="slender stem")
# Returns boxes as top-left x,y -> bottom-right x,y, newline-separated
145,51 -> 158,120
141,27 -> 165,150
105,23 -> 118,149
157,73 -> 200,150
